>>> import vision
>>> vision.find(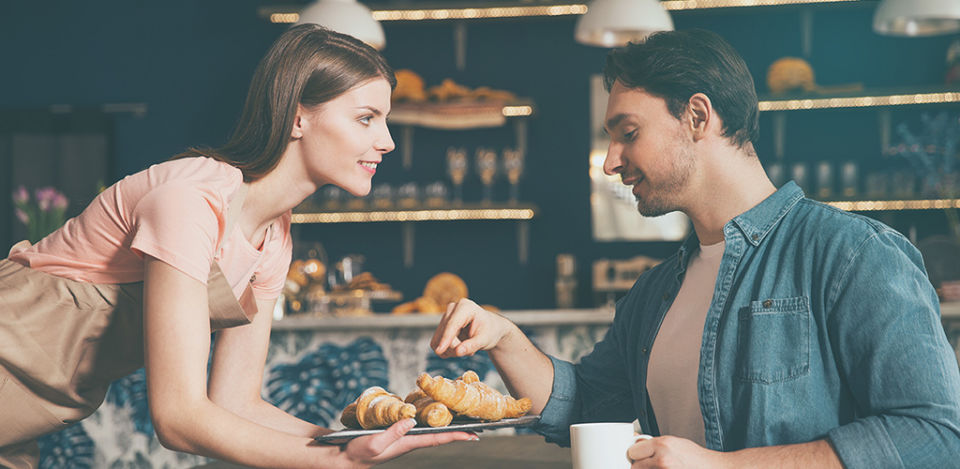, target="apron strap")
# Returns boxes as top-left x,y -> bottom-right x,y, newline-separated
207,182 -> 257,330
